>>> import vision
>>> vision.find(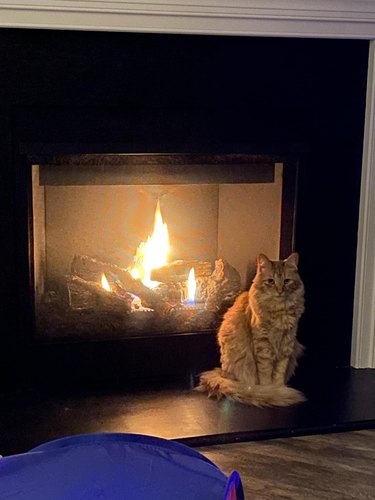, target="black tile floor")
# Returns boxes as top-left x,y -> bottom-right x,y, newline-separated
1,367 -> 375,456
